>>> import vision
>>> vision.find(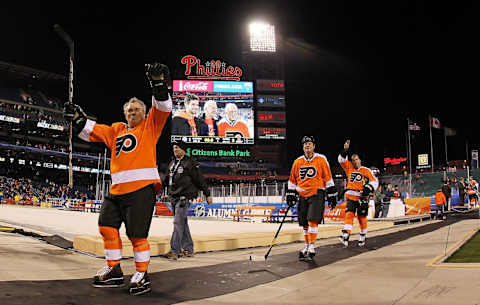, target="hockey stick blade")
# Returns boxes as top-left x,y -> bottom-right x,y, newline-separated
264,205 -> 291,261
